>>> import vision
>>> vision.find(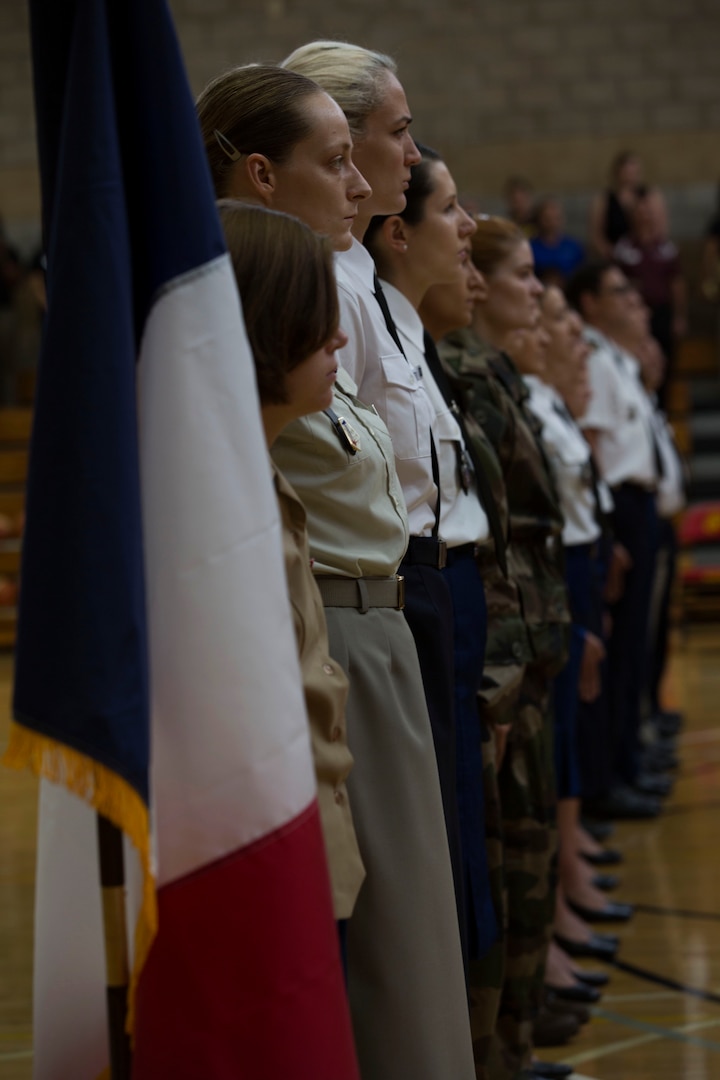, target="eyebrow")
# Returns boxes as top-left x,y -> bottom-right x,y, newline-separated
393,114 -> 413,127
